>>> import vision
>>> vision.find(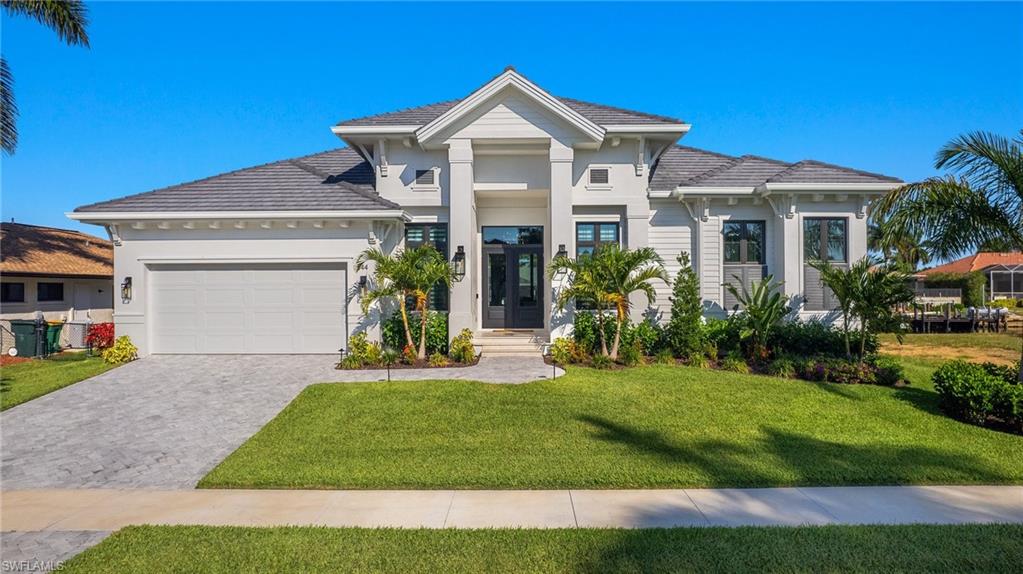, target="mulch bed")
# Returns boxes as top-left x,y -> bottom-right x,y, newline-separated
0,355 -> 32,366
337,355 -> 480,371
